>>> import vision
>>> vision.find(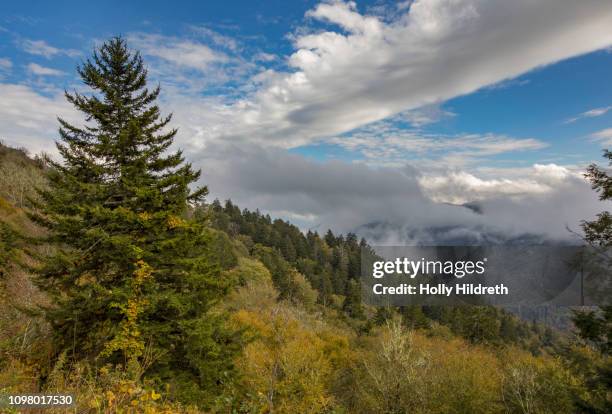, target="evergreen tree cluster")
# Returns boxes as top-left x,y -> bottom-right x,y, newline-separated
207,199 -> 366,315
206,199 -> 562,349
